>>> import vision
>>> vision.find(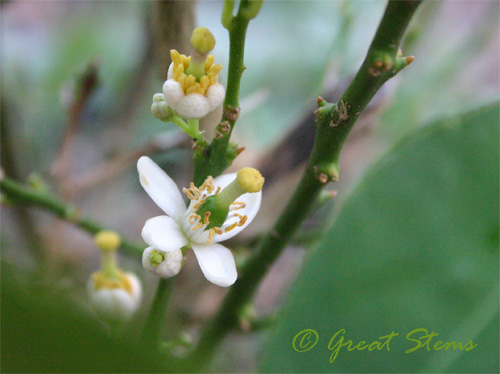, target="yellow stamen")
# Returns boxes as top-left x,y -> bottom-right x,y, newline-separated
224,222 -> 239,233
200,176 -> 215,193
204,212 -> 211,225
92,271 -> 133,295
237,215 -> 248,227
192,198 -> 206,211
178,74 -> 186,91
182,187 -> 195,200
215,227 -> 223,235
185,83 -> 198,95
205,55 -> 215,71
215,186 -> 221,195
174,64 -> 185,81
170,48 -> 221,96
189,213 -> 201,225
207,228 -> 215,244
171,50 -> 181,67
191,183 -> 201,199
200,75 -> 209,91
231,201 -> 246,210
208,64 -> 223,76
192,222 -> 204,231
182,55 -> 191,69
